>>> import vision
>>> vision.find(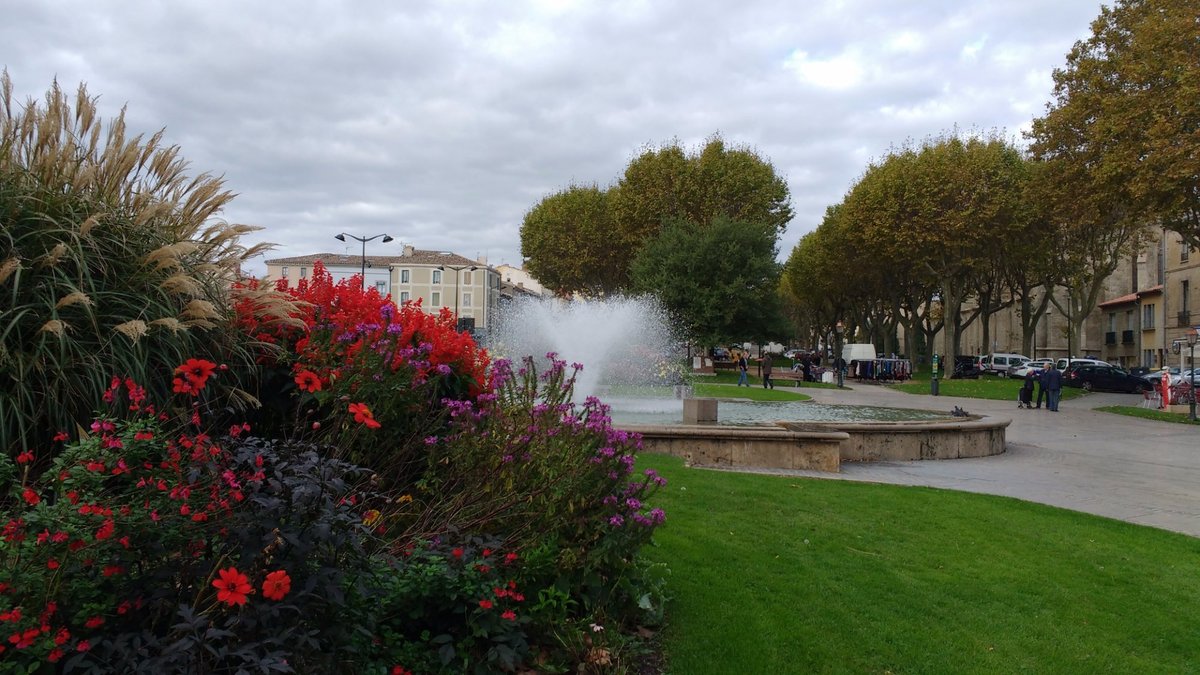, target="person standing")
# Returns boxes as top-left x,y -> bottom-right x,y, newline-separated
762,352 -> 775,389
1034,365 -> 1048,409
1043,362 -> 1063,411
736,353 -> 749,387
1020,369 -> 1036,409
